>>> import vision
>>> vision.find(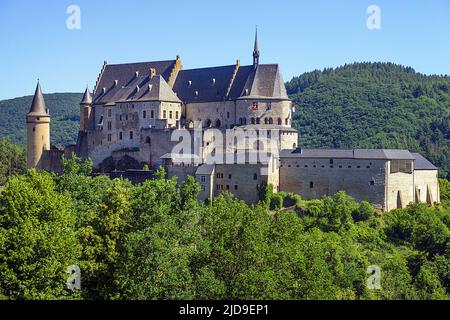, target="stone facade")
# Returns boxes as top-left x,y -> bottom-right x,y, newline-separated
279,149 -> 440,211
